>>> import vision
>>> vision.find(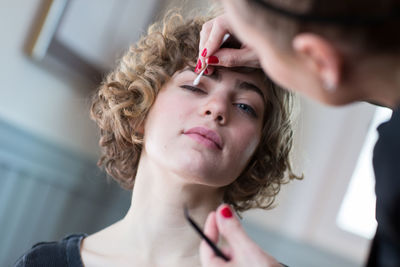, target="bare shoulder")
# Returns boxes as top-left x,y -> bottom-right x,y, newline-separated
80,225 -> 116,267
80,221 -> 137,267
